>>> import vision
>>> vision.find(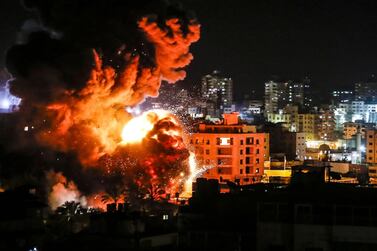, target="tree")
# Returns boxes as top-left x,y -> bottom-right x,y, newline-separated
101,171 -> 128,205
145,183 -> 165,201
56,201 -> 86,221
